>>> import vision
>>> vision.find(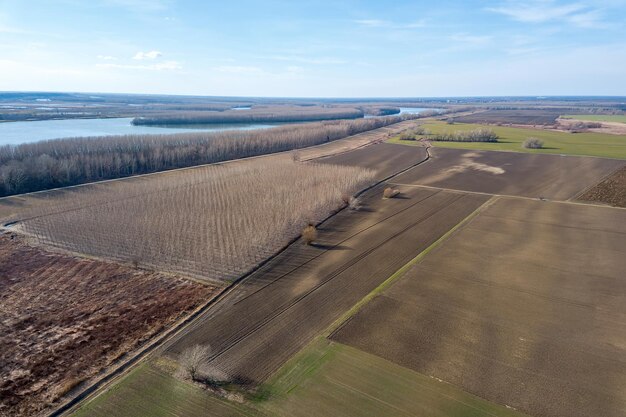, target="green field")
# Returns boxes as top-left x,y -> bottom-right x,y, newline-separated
562,114 -> 626,123
389,121 -> 626,159
71,339 -> 528,417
